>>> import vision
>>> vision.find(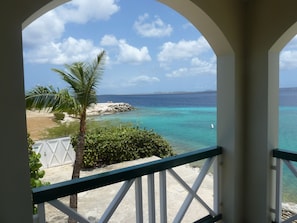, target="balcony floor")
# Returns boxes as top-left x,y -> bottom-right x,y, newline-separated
41,156 -> 214,222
